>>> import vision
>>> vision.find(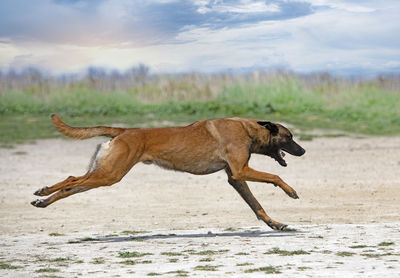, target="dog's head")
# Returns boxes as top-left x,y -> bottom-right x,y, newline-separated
257,121 -> 305,167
